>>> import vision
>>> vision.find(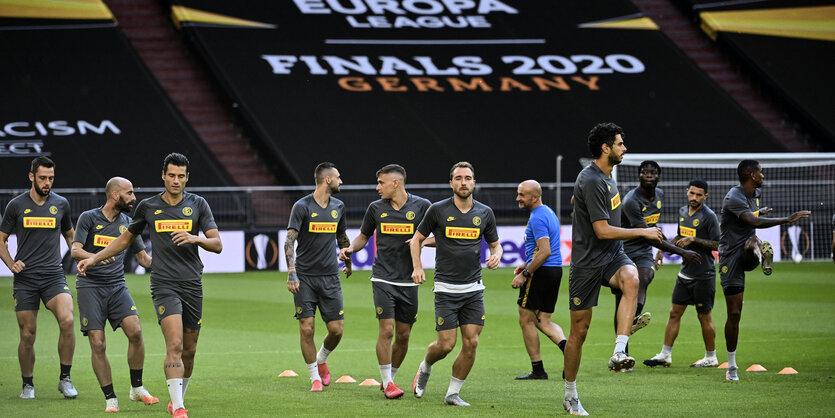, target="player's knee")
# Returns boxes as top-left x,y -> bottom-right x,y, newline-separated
126,330 -> 143,346
58,315 -> 74,333
726,309 -> 742,322
462,335 -> 479,352
89,336 -> 107,354
395,328 -> 410,343
19,328 -> 36,345
182,345 -> 196,360
166,338 -> 184,355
